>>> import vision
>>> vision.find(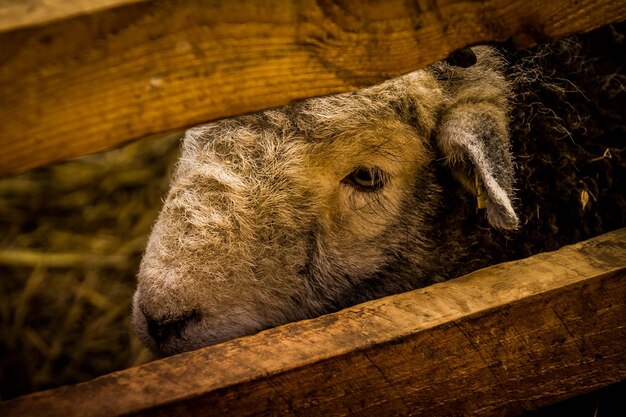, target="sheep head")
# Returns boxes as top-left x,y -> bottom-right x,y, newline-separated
133,47 -> 517,356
